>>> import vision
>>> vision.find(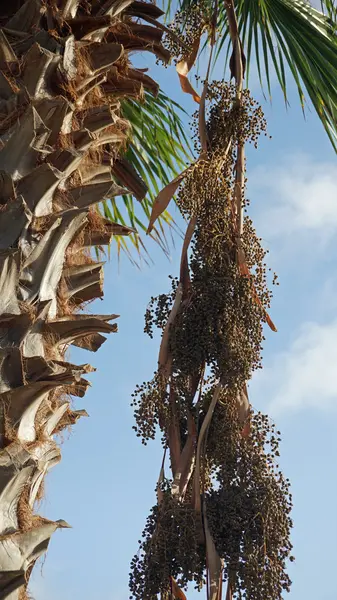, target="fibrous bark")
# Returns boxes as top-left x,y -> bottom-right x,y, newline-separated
0,1 -> 166,597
